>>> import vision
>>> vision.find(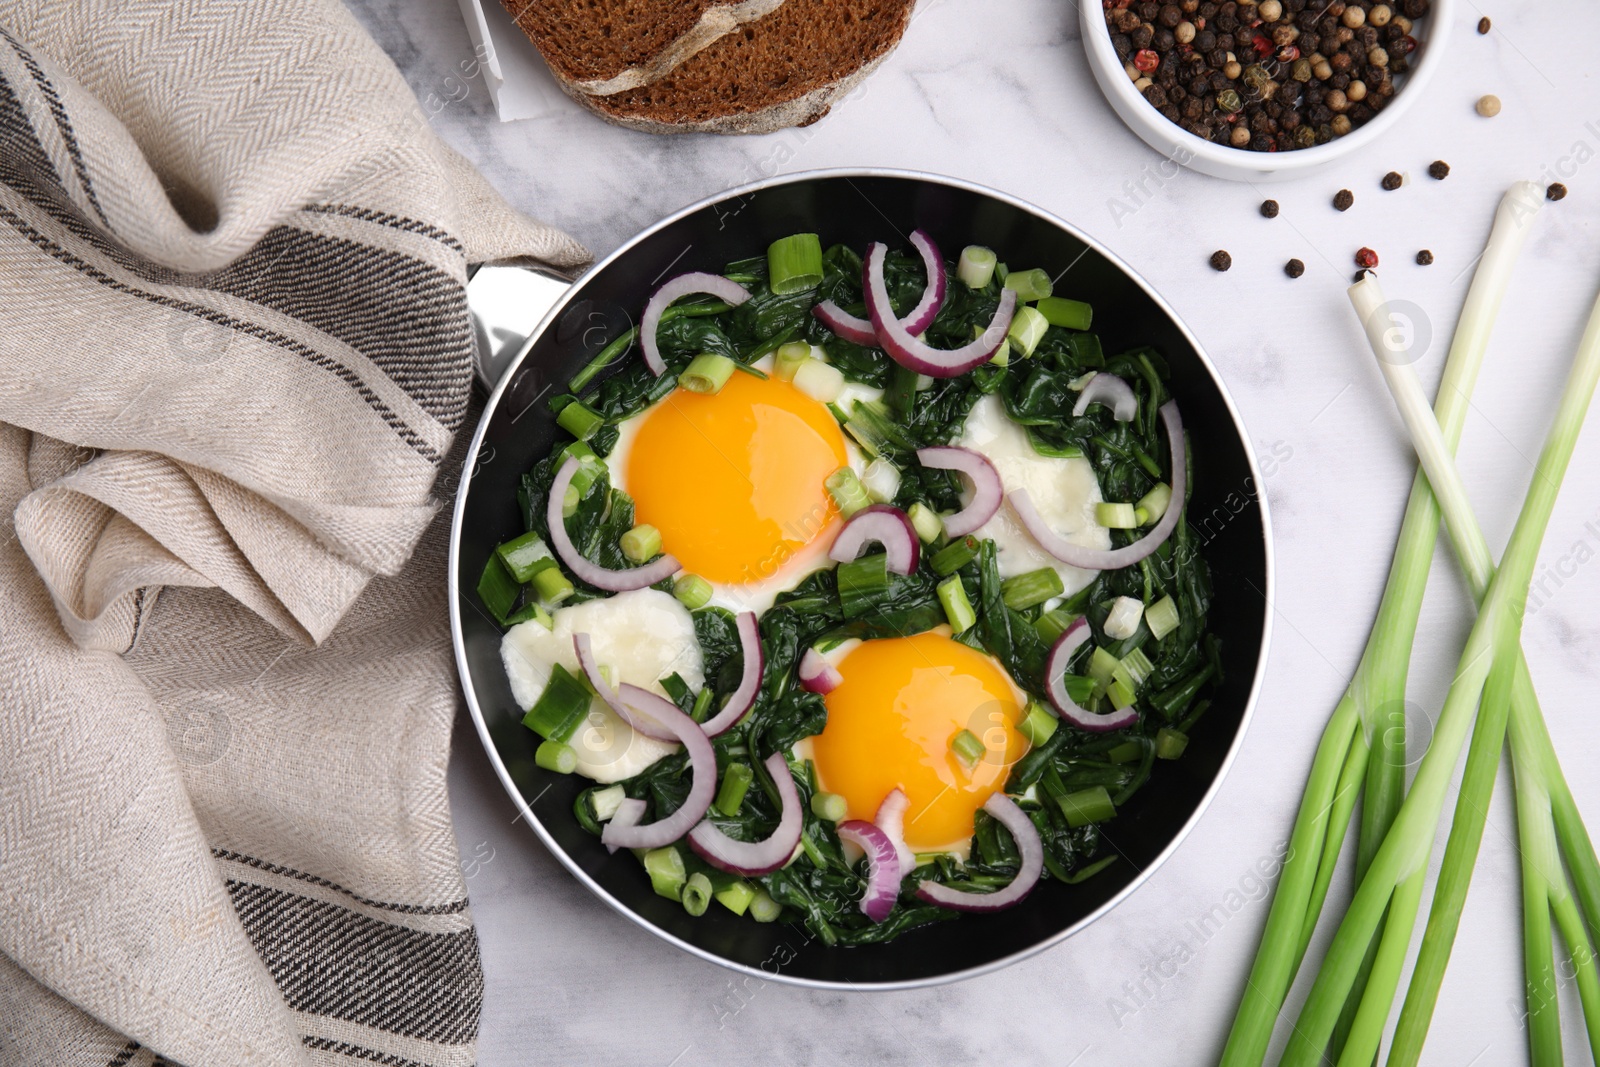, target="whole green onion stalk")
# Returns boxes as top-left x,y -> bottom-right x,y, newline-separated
1273,186 -> 1600,1066
1351,256 -> 1600,1066
1219,181 -> 1545,1067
